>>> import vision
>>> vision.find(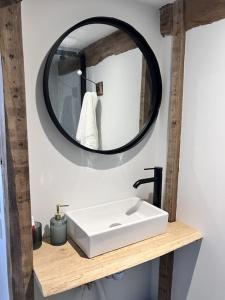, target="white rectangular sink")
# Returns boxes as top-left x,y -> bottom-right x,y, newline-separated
66,197 -> 168,258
